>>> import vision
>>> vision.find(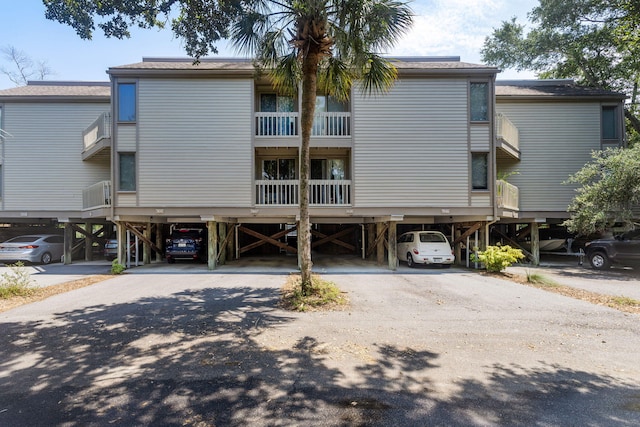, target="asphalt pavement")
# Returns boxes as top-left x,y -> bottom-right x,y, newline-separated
1,259 -> 639,426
